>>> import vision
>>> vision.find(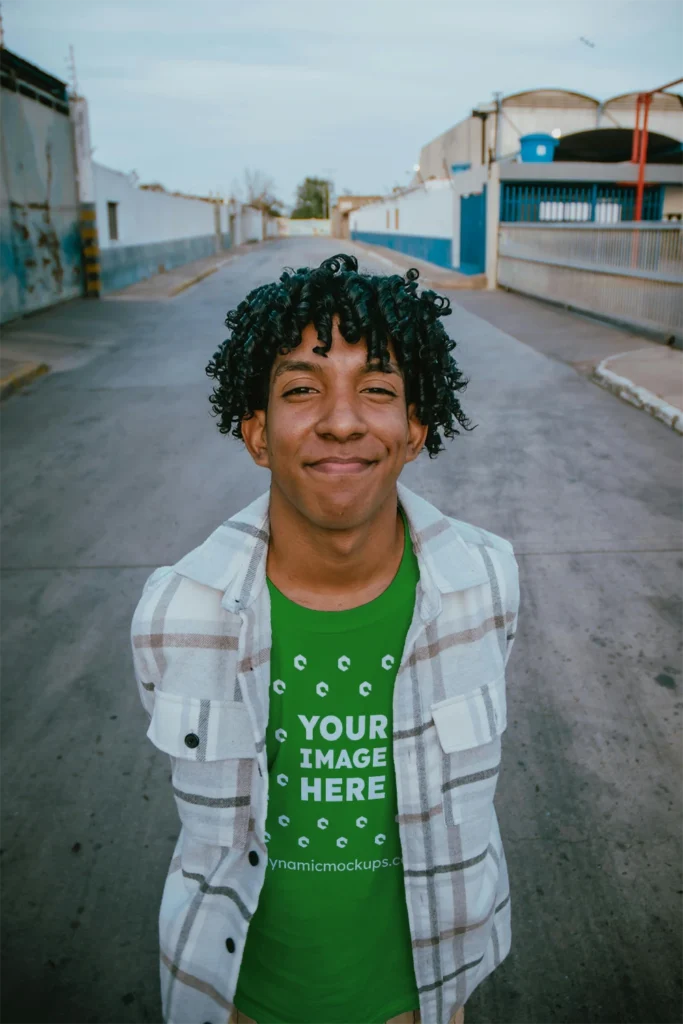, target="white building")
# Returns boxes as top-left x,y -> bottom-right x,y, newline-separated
349,87 -> 683,284
415,88 -> 683,180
